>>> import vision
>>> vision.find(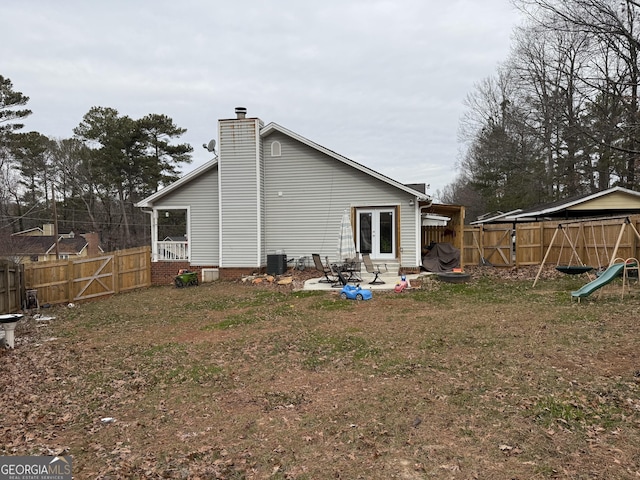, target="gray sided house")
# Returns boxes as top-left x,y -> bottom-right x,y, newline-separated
136,108 -> 432,282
